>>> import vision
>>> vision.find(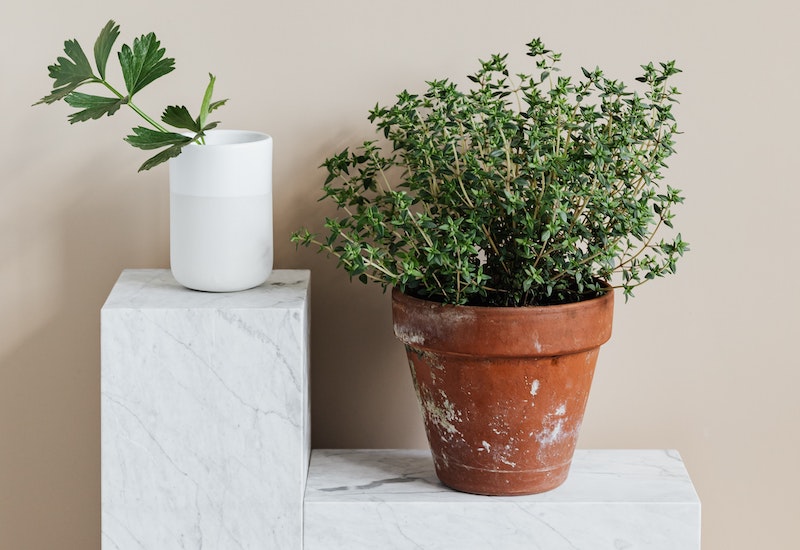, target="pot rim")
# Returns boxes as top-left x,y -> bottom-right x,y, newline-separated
391,282 -> 614,357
